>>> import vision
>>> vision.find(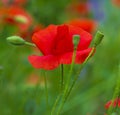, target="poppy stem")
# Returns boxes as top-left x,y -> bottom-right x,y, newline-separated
51,64 -> 64,115
107,64 -> 120,115
44,72 -> 49,111
25,42 -> 36,47
56,31 -> 104,115
57,47 -> 95,115
51,95 -> 61,115
60,64 -> 64,92
57,49 -> 77,115
65,47 -> 95,103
